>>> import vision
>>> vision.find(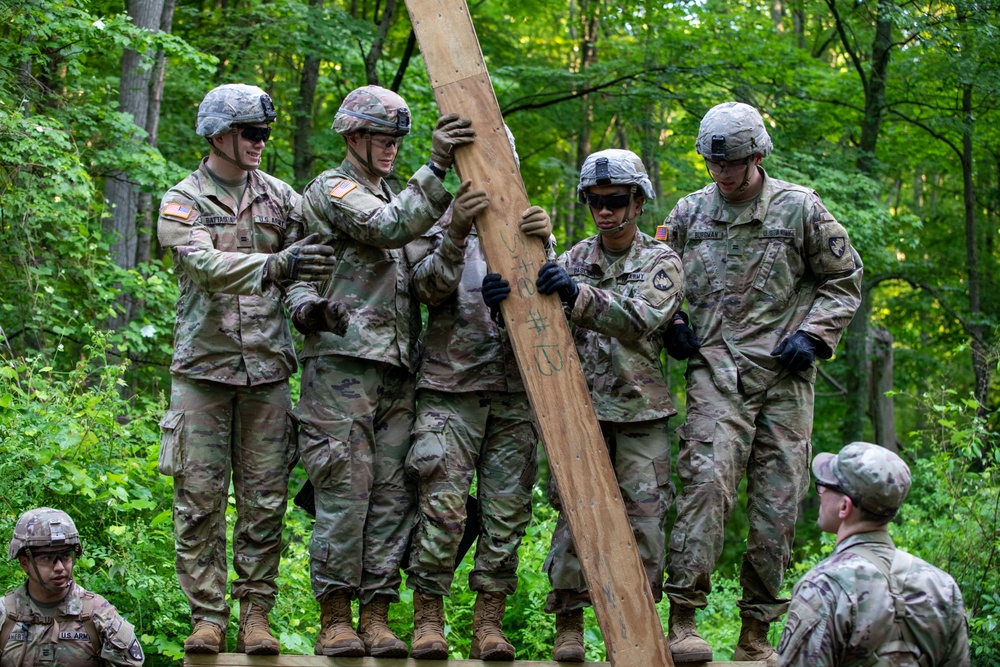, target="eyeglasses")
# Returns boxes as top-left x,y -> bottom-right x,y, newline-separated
30,549 -> 76,567
585,192 -> 631,211
368,133 -> 402,150
704,157 -> 752,175
238,126 -> 271,143
815,481 -> 861,505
